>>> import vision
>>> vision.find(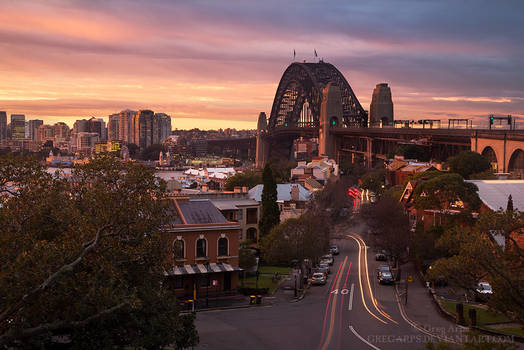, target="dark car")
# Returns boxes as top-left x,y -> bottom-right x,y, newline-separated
375,253 -> 387,261
474,282 -> 493,302
330,245 -> 340,255
378,270 -> 394,285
